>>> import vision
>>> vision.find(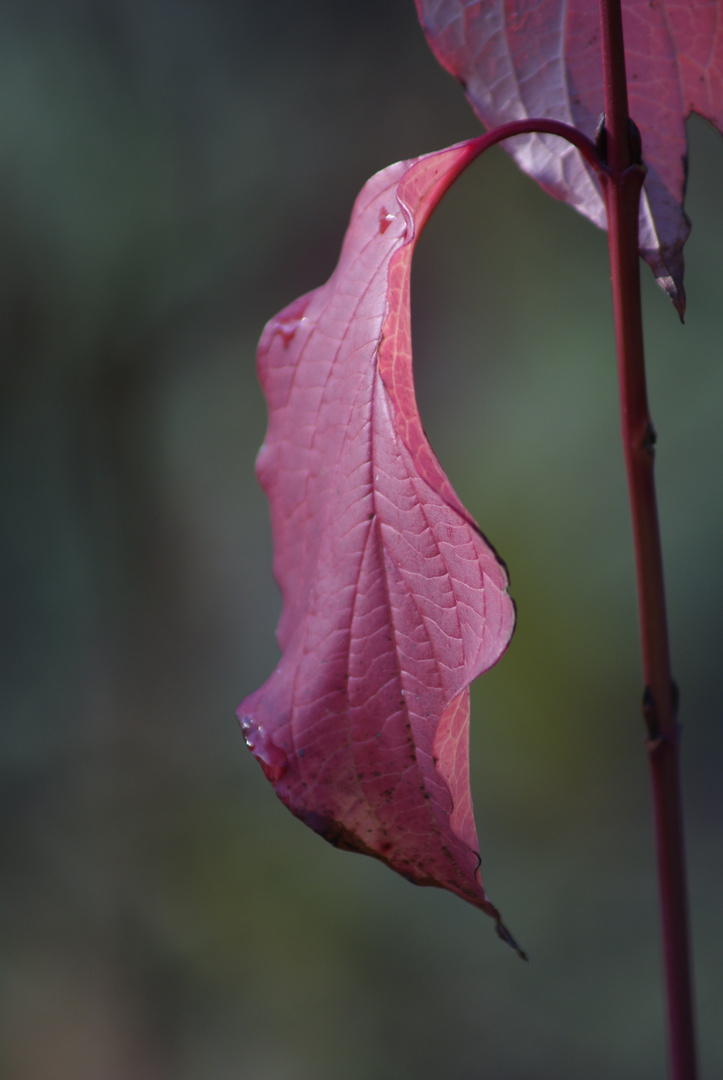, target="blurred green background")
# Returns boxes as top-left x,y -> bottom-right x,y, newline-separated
1,2 -> 721,1077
